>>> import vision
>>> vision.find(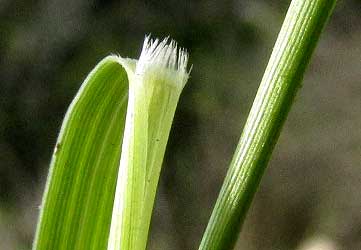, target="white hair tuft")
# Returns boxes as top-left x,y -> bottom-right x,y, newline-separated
136,35 -> 189,76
